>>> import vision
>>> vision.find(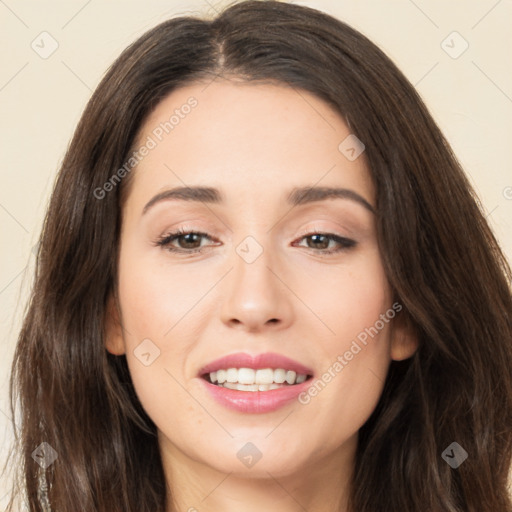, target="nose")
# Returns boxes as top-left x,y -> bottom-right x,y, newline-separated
219,239 -> 295,333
